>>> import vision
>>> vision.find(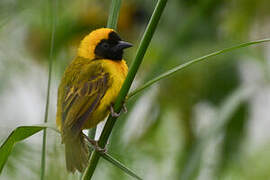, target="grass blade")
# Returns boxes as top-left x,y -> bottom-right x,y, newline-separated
0,121 -> 140,179
0,123 -> 58,174
99,153 -> 142,180
40,0 -> 57,179
107,0 -> 122,29
128,38 -> 270,98
84,139 -> 142,180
